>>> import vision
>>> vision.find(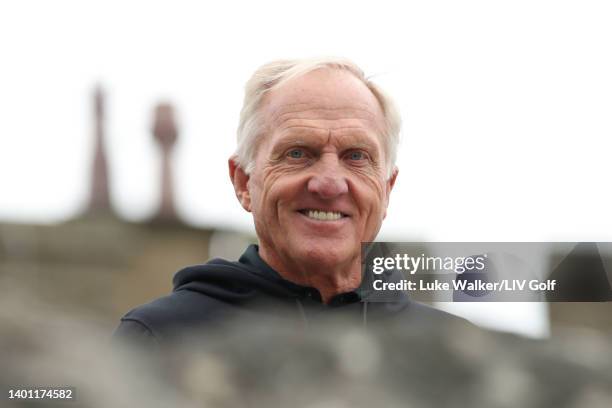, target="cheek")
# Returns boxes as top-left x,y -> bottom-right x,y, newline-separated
348,176 -> 388,238
351,174 -> 388,211
253,167 -> 307,214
